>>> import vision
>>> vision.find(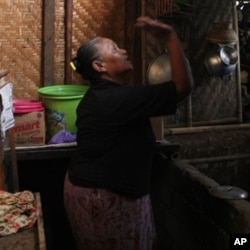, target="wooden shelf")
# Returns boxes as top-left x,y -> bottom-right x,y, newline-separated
4,143 -> 77,161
